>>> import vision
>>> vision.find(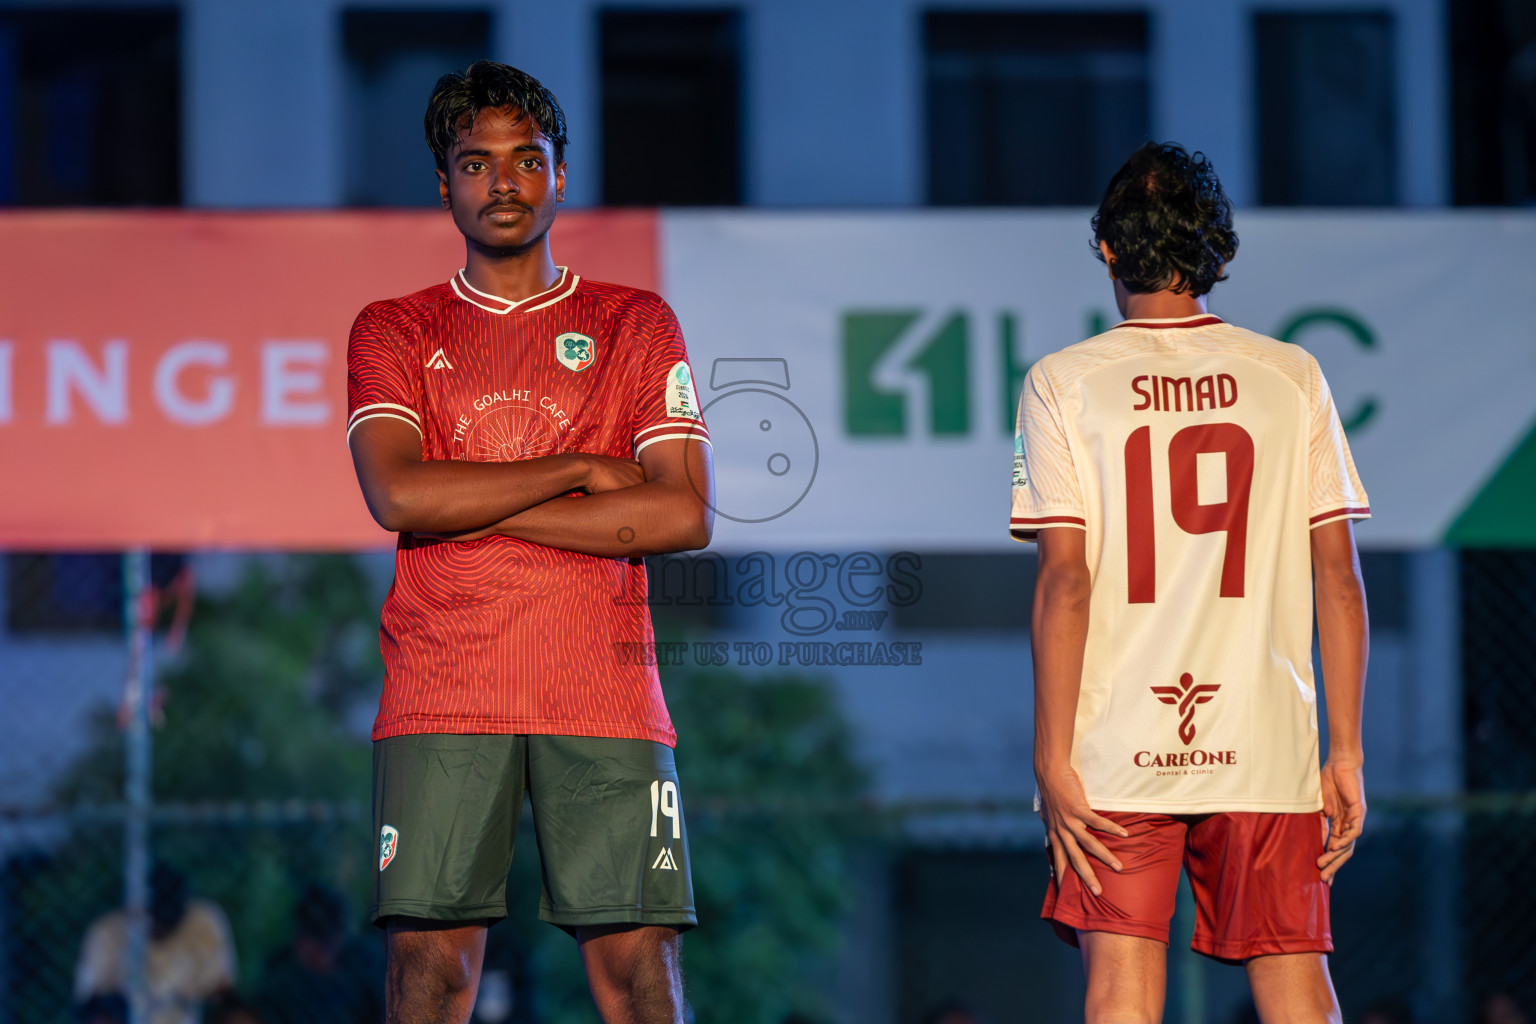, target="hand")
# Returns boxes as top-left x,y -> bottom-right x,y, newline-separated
580,455 -> 646,494
1318,758 -> 1366,885
1035,764 -> 1129,896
